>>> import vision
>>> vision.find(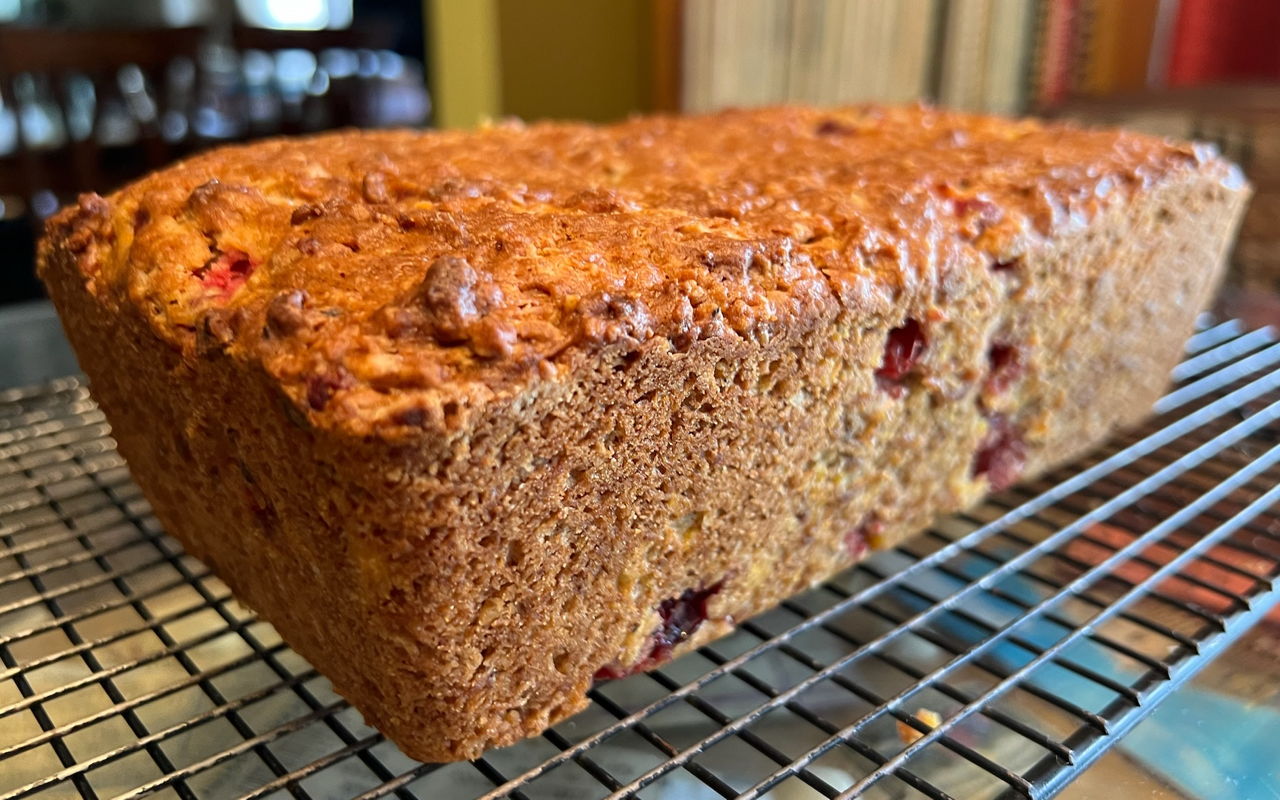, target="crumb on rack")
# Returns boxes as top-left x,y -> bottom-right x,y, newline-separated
896,708 -> 944,745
